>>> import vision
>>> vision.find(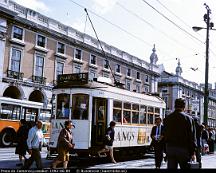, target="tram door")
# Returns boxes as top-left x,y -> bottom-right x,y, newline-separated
91,97 -> 107,146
